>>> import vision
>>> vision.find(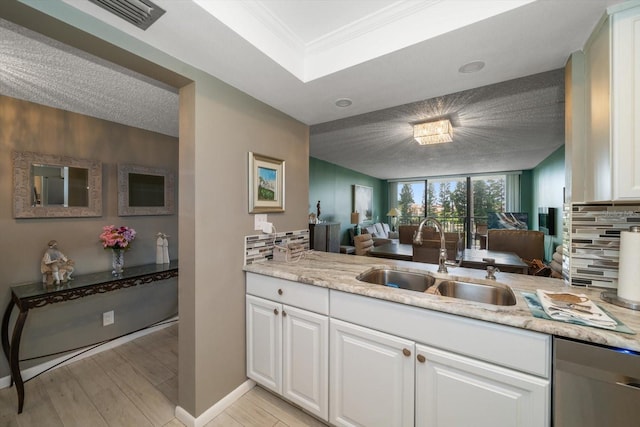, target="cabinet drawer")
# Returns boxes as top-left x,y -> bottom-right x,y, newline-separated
330,290 -> 550,378
246,273 -> 329,315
